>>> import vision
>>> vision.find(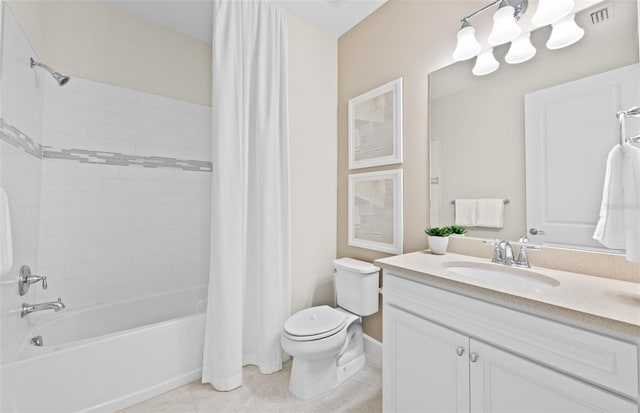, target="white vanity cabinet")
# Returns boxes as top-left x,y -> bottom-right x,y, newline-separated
382,272 -> 639,413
